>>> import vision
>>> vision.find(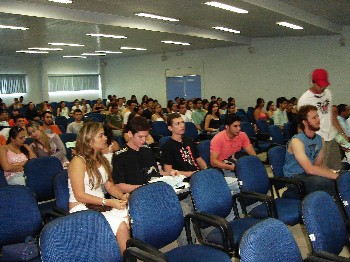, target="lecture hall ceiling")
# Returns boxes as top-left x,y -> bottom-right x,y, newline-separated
0,0 -> 349,58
